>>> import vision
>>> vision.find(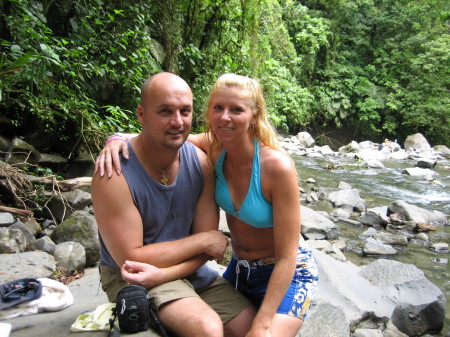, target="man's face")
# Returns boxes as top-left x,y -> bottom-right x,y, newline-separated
138,77 -> 193,151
